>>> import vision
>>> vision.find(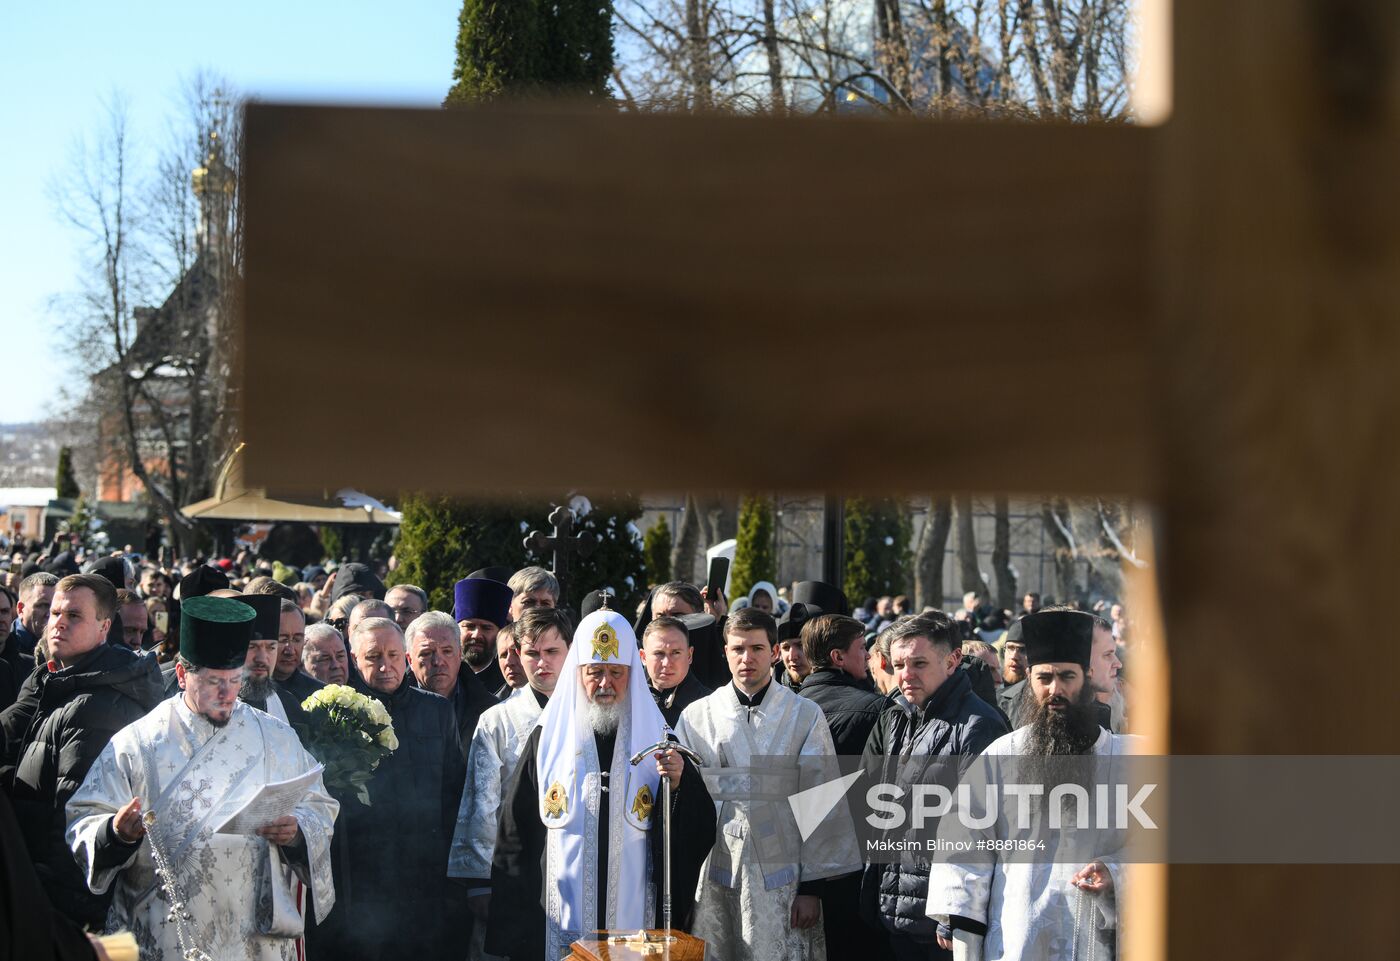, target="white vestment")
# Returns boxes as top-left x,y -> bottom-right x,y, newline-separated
925,726 -> 1140,961
448,686 -> 544,961
536,610 -> 667,960
676,682 -> 862,961
260,692 -> 289,725
67,698 -> 338,961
